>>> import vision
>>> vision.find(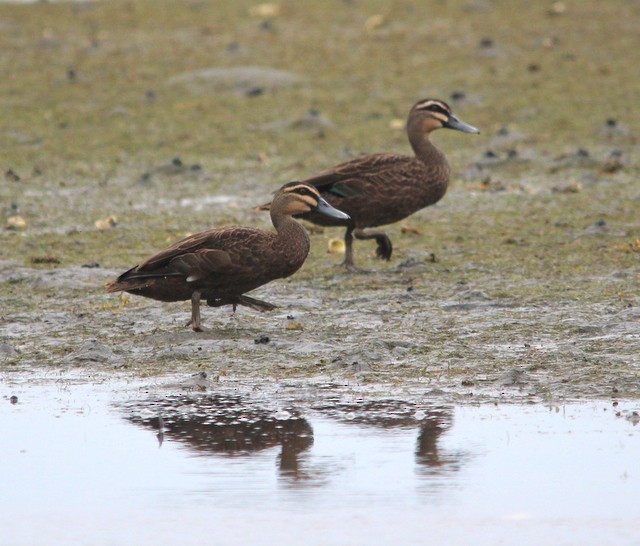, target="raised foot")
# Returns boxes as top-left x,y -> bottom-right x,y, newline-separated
238,295 -> 277,312
353,228 -> 393,261
374,236 -> 393,261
